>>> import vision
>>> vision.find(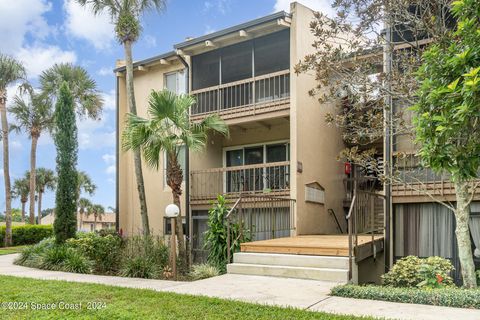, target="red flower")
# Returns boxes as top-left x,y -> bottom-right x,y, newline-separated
436,274 -> 444,284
